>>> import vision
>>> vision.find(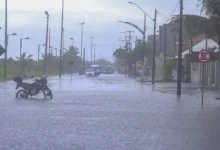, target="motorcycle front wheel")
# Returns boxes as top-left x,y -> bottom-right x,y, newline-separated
42,88 -> 53,100
16,90 -> 28,99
